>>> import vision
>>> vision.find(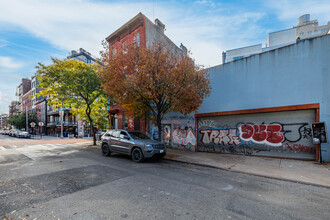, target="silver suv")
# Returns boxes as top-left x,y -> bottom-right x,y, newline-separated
100,129 -> 166,163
